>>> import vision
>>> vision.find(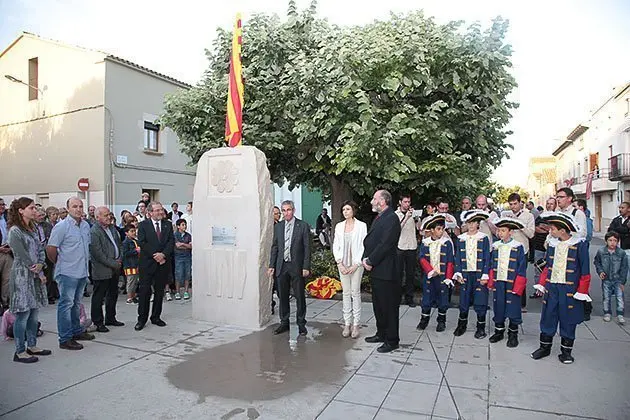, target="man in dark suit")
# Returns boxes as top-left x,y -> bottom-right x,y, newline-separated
362,190 -> 402,353
135,202 -> 175,331
268,200 -> 311,336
